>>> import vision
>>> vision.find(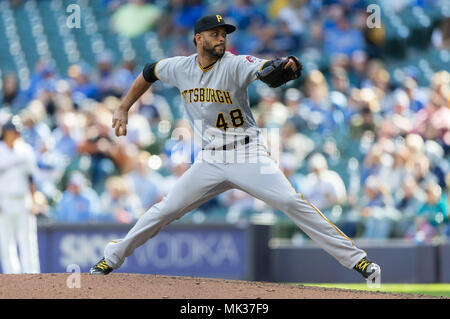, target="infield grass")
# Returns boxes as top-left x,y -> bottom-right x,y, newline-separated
301,283 -> 450,298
